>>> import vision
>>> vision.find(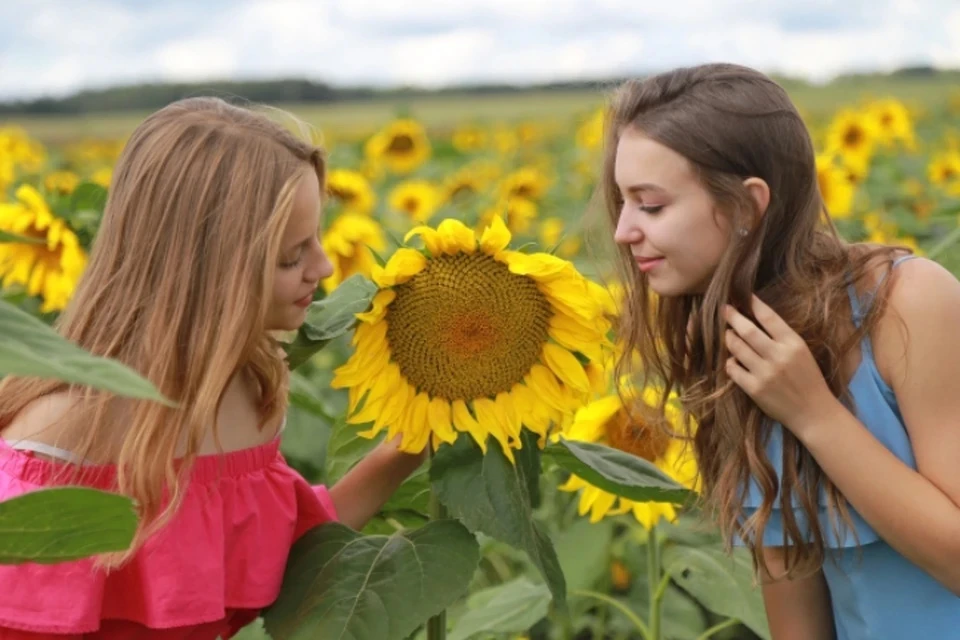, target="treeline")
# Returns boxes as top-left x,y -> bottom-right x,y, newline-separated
1,66 -> 955,115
